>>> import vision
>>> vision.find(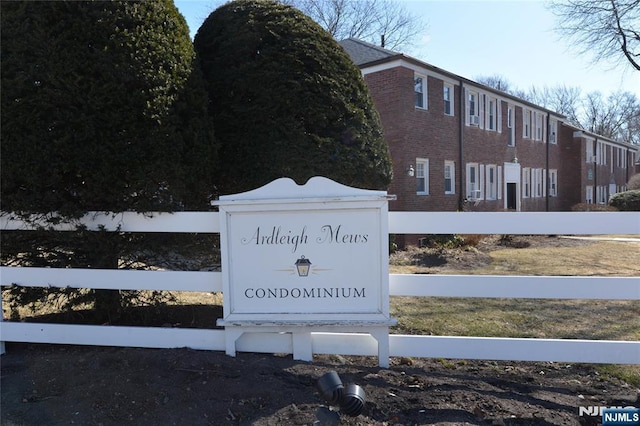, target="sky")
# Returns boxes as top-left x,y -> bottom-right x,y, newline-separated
174,0 -> 640,98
